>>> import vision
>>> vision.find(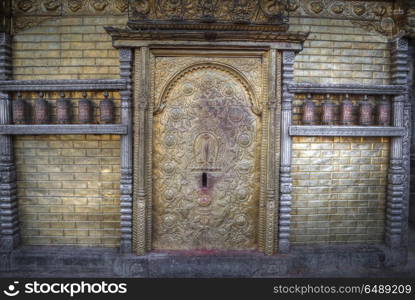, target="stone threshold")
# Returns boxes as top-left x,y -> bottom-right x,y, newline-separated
0,243 -> 408,278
